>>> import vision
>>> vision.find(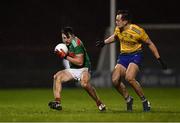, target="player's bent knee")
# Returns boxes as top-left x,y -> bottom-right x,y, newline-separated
54,74 -> 64,83
56,70 -> 67,79
125,75 -> 135,84
80,82 -> 88,88
112,77 -> 119,85
56,75 -> 61,81
53,74 -> 58,81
